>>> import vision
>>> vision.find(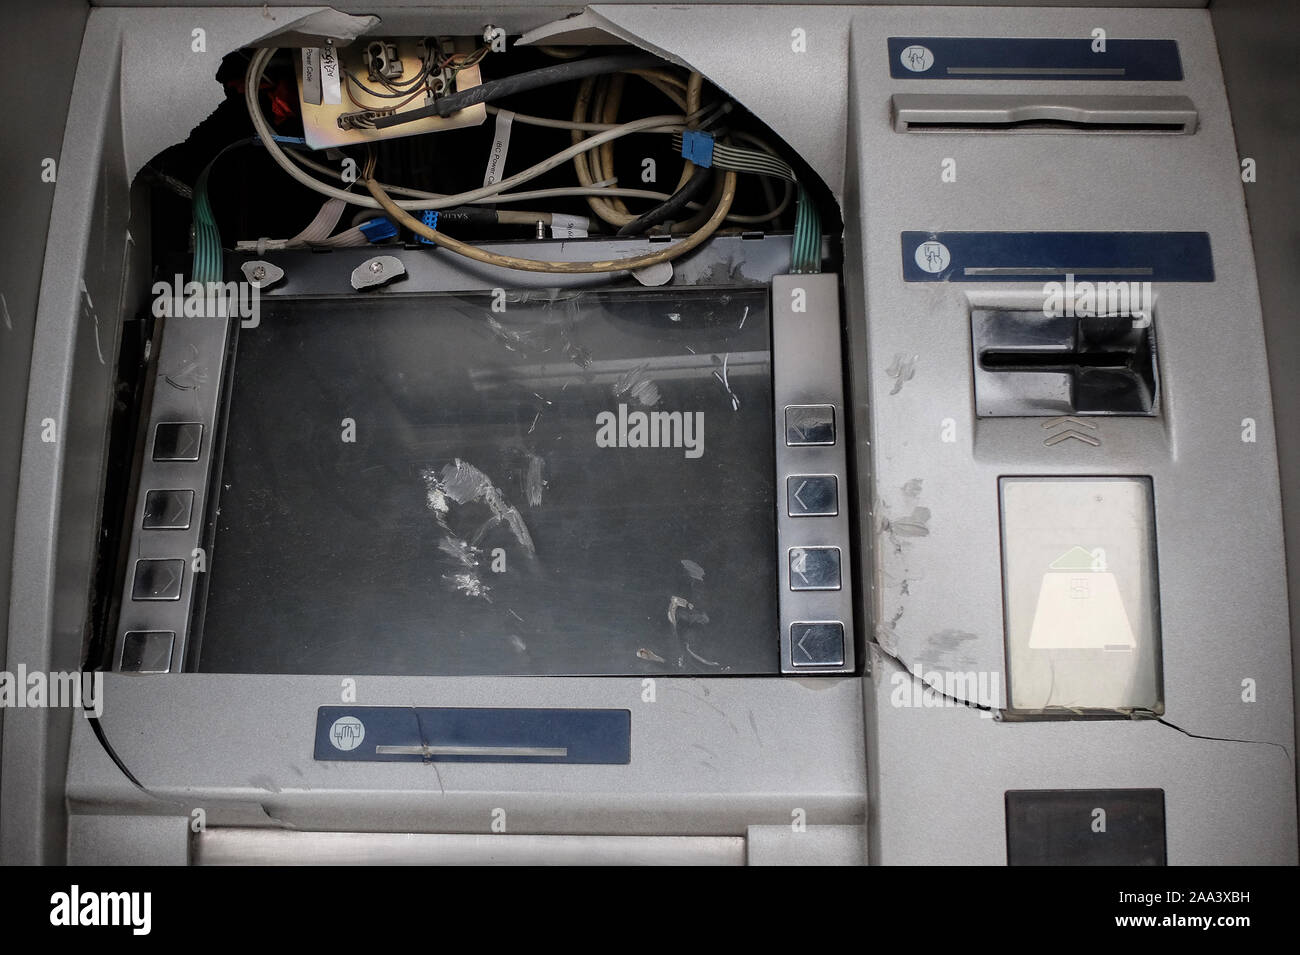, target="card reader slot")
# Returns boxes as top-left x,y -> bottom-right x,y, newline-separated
892,94 -> 1197,134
